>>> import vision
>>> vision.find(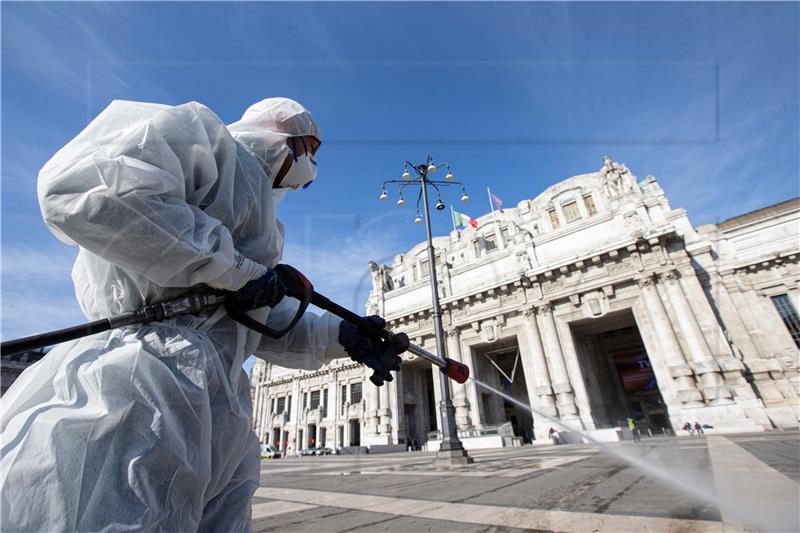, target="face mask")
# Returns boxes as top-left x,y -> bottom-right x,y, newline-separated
279,153 -> 317,190
276,137 -> 317,190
